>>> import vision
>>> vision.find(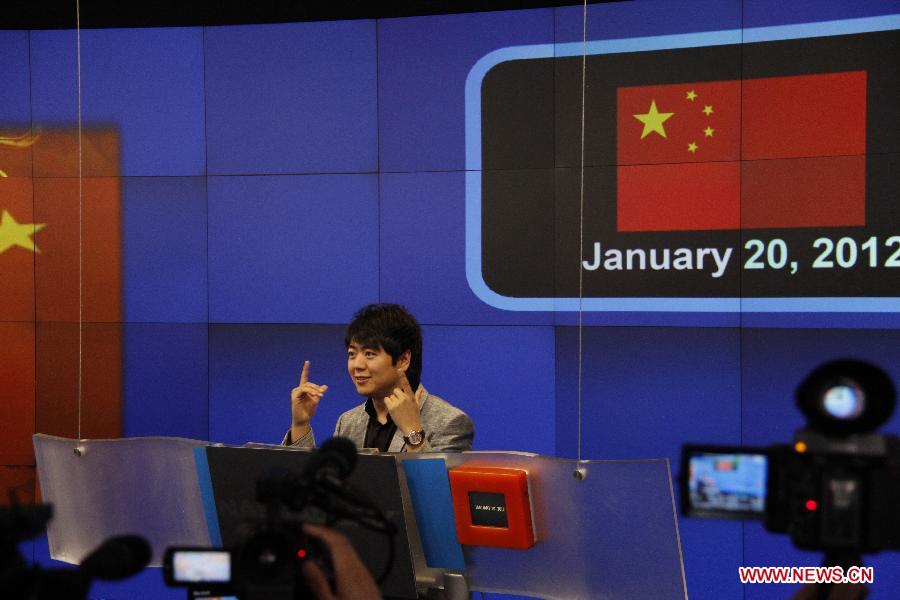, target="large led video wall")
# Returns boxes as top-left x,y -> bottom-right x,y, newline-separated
1,1 -> 899,599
